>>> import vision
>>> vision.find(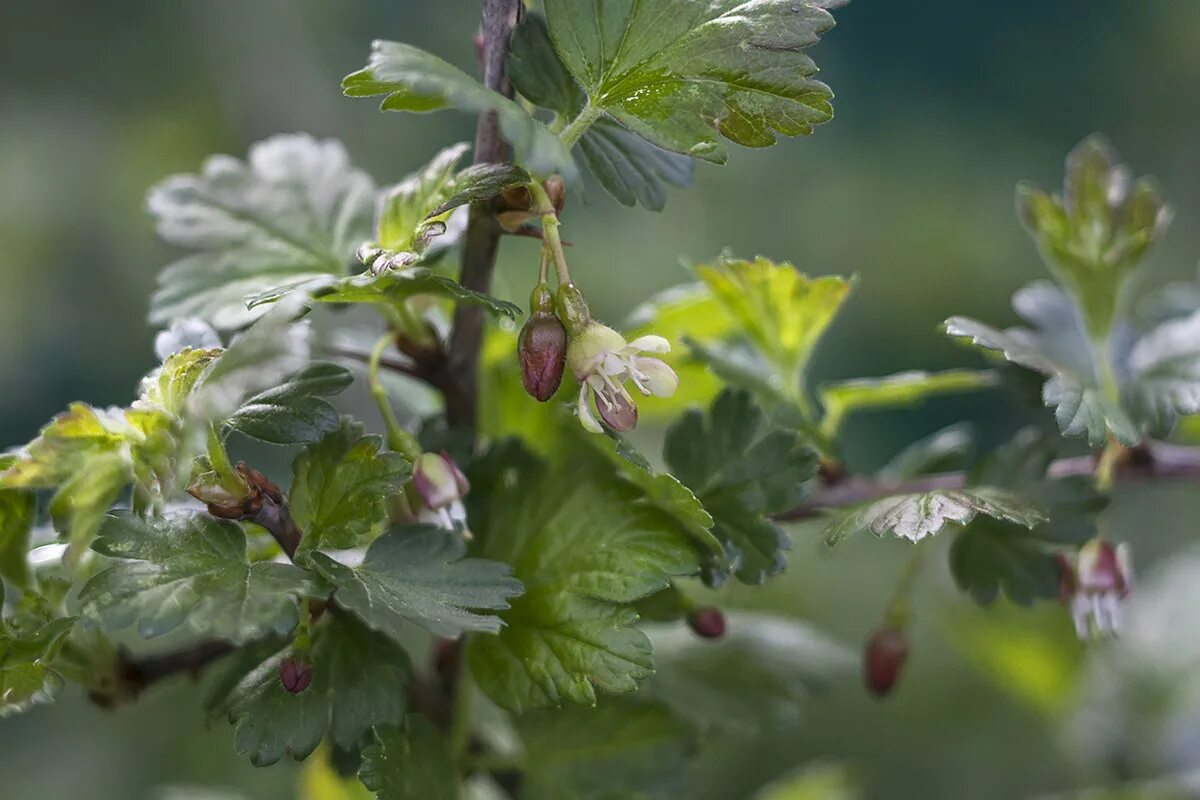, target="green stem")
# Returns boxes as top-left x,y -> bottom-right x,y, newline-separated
529,181 -> 571,285
367,334 -> 423,461
1095,438 -> 1124,493
557,101 -> 603,150
206,424 -> 247,498
884,543 -> 929,630
449,636 -> 475,766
